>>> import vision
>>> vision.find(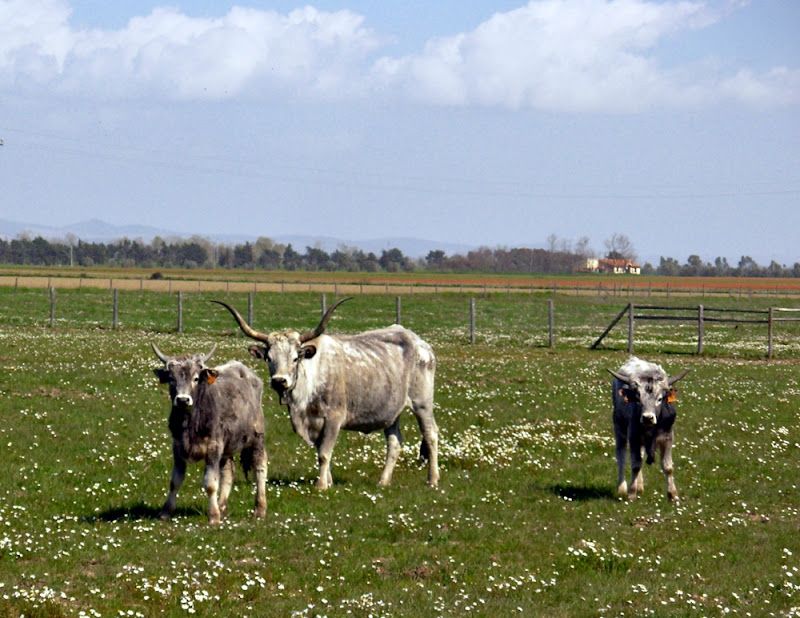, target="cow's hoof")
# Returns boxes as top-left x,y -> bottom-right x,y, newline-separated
158,511 -> 172,521
253,508 -> 266,519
